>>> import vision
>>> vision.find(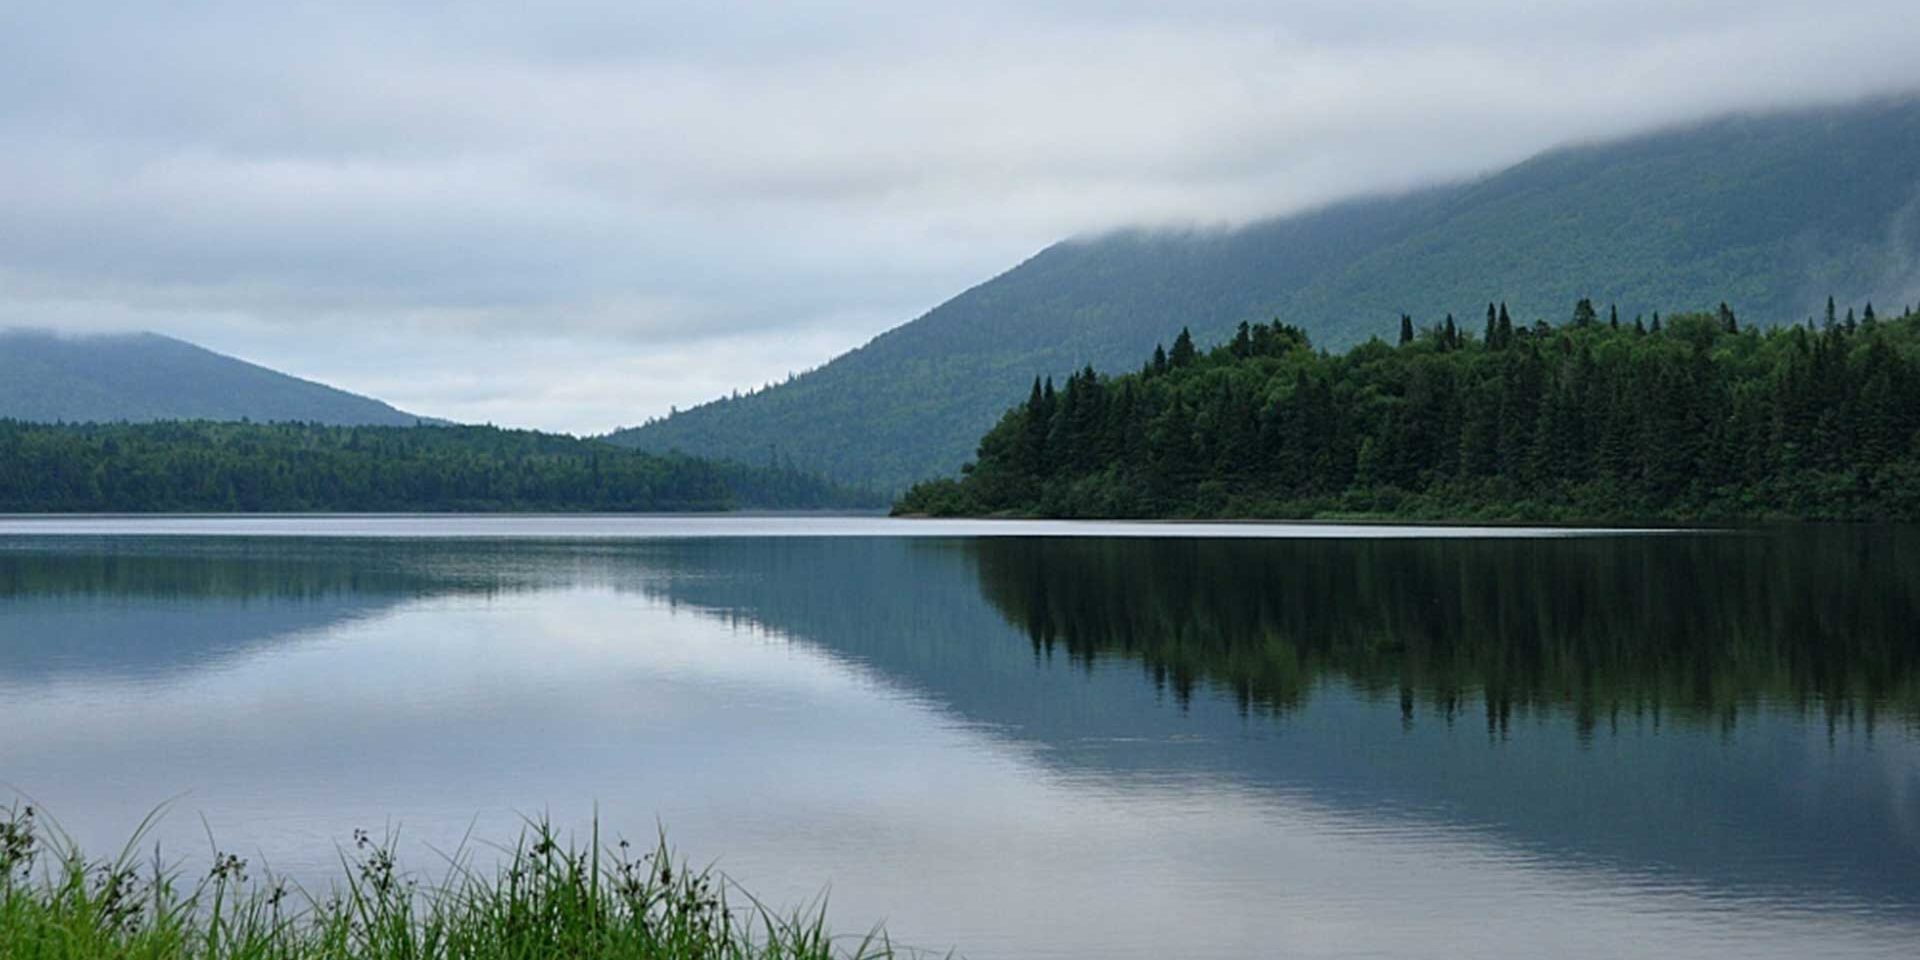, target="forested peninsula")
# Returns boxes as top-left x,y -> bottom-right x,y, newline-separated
896,300 -> 1920,522
0,421 -> 881,512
